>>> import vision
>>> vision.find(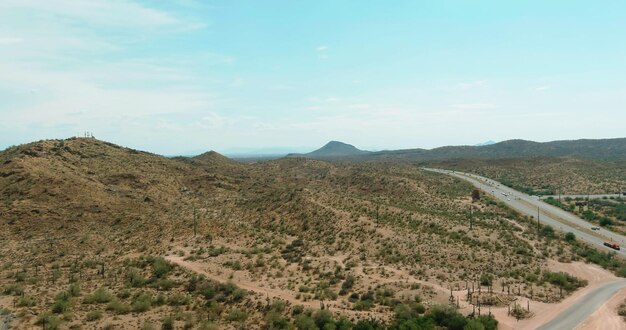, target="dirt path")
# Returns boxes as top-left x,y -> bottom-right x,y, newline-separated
167,254 -> 319,308
491,261 -> 620,329
165,253 -> 389,320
